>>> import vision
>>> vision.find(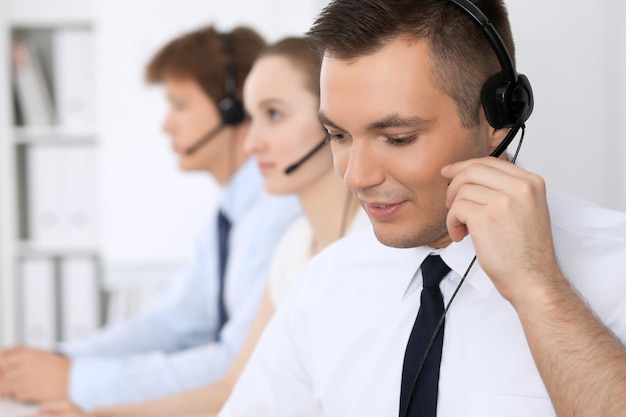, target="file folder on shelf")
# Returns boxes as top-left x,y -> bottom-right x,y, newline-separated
19,257 -> 57,349
11,39 -> 55,127
60,257 -> 101,341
